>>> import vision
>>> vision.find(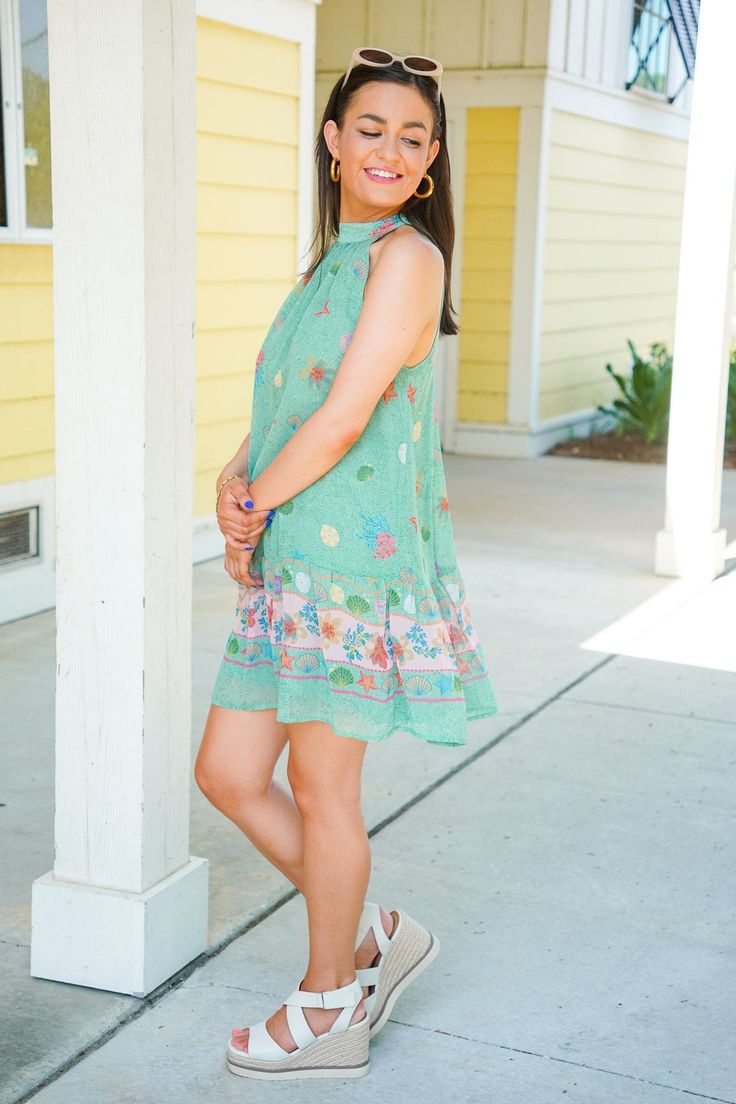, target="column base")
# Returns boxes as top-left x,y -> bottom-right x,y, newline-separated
31,856 -> 209,997
654,527 -> 728,580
